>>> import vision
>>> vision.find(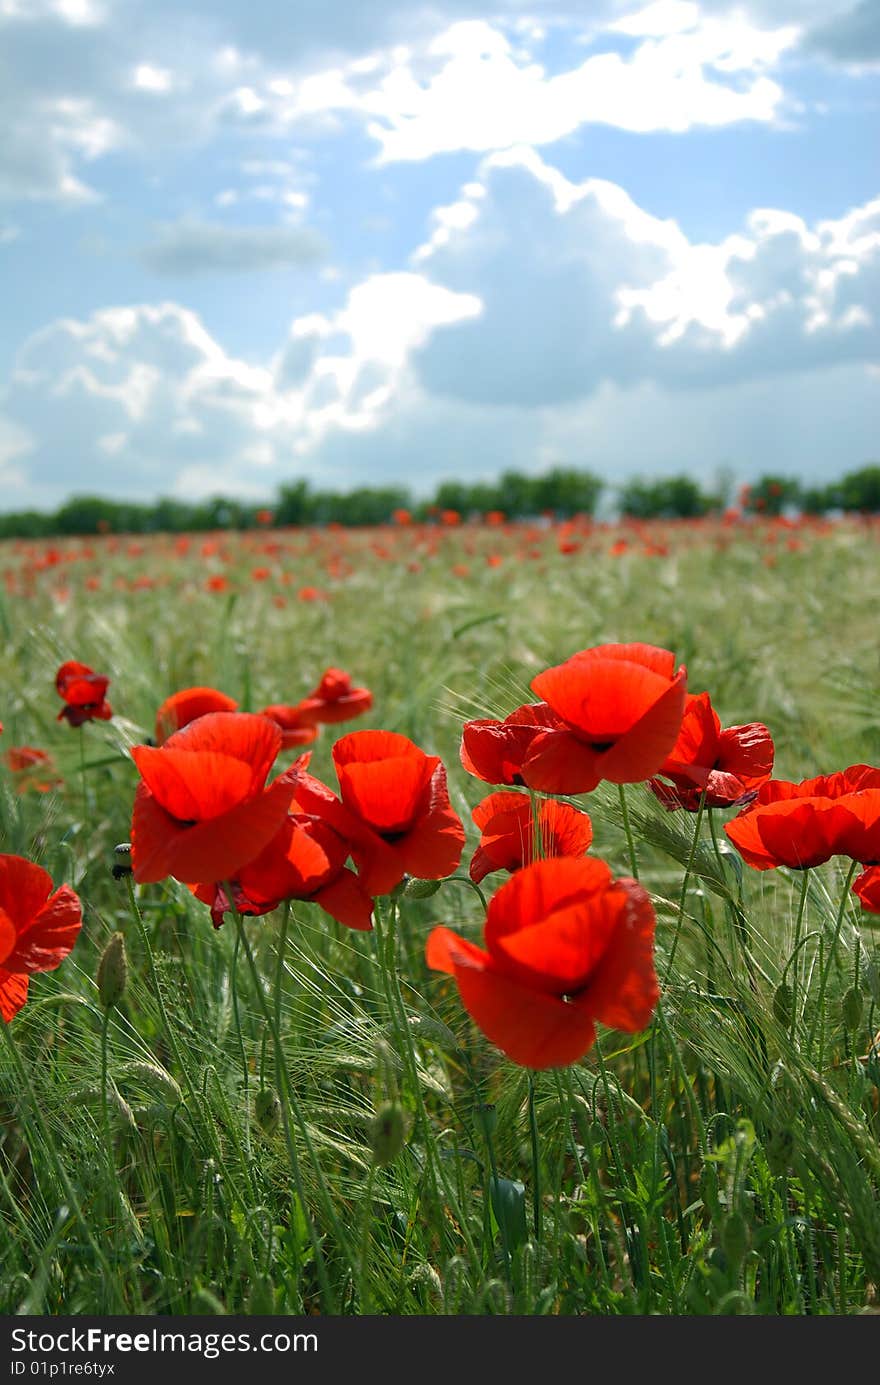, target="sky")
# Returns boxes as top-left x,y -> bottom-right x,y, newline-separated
0,0 -> 878,510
